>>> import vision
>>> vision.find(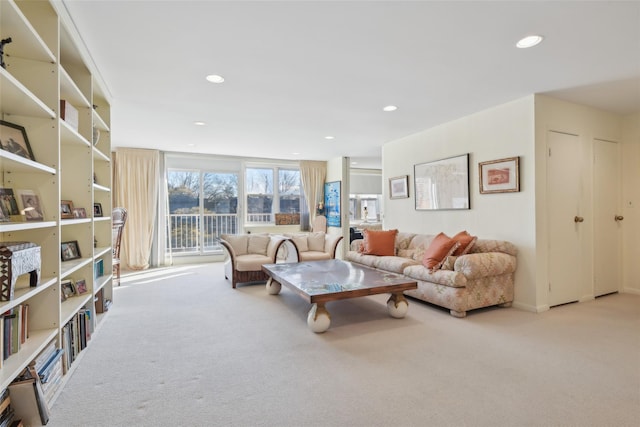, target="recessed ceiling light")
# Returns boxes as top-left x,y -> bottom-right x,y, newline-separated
292,152 -> 300,155
193,121 -> 206,126
206,74 -> 225,83
187,143 -> 196,147
351,161 -> 358,165
516,35 -> 544,49
324,136 -> 335,140
383,105 -> 398,112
